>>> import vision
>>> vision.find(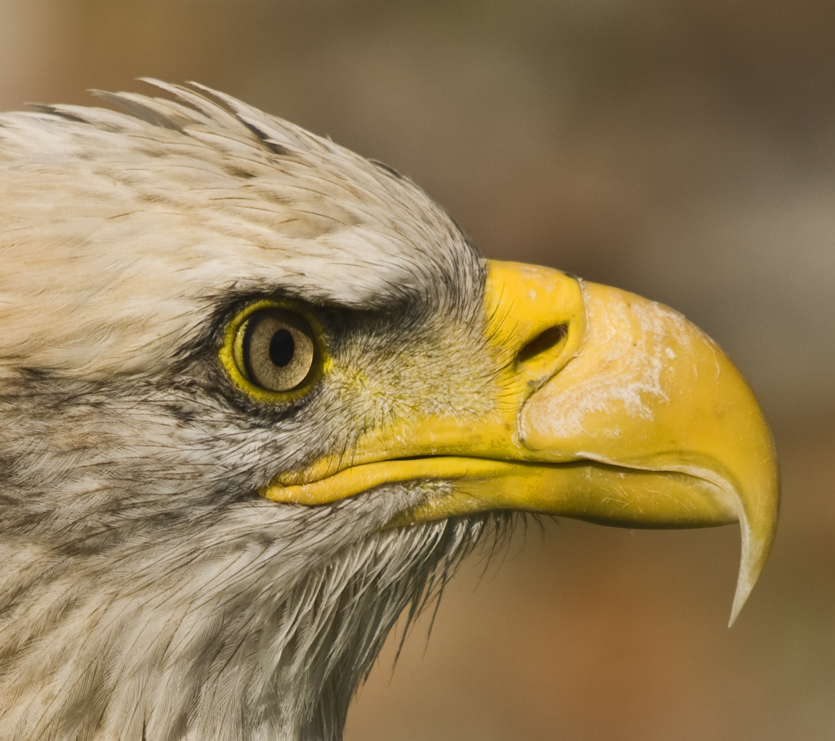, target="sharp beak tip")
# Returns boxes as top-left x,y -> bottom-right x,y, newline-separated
729,500 -> 778,626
